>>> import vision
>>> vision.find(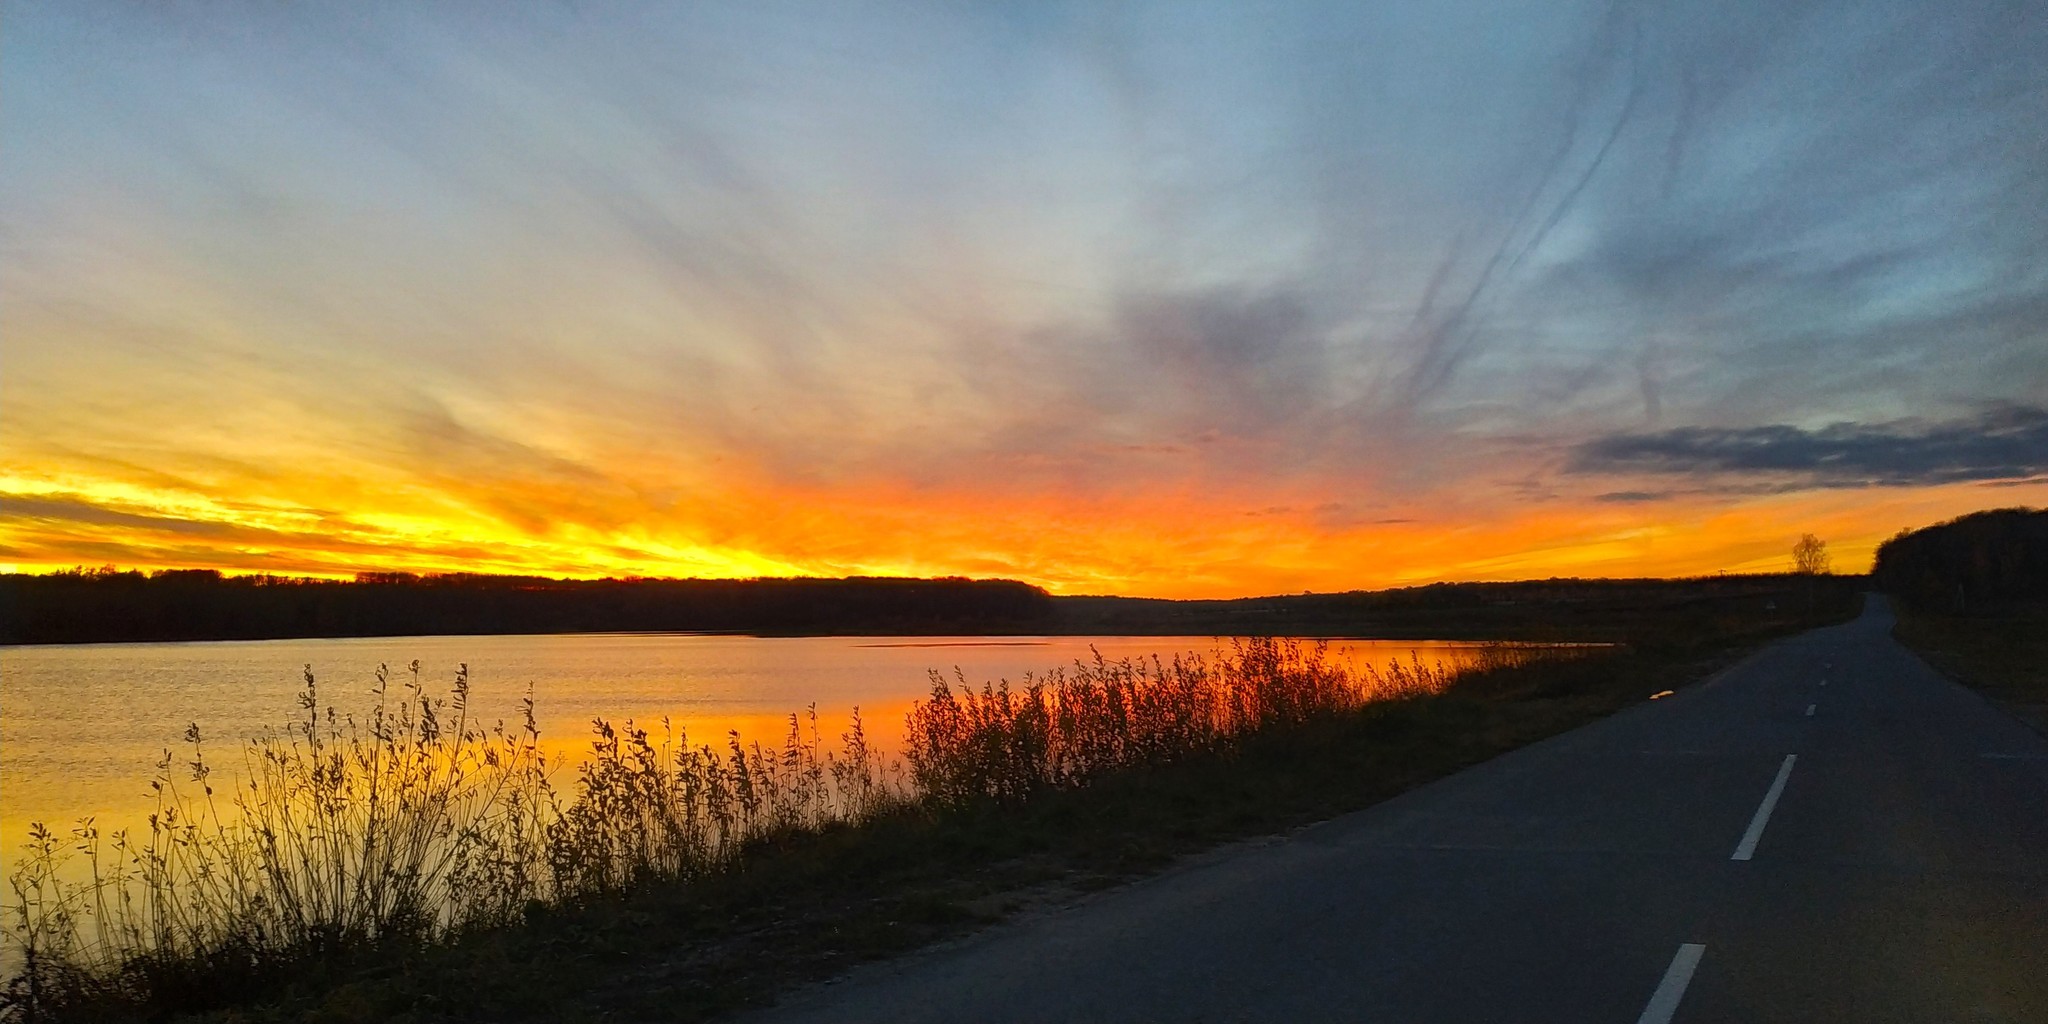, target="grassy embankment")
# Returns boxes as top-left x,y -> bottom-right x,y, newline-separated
3,580 -> 1859,1024
1891,606 -> 2048,733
